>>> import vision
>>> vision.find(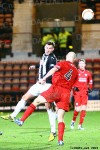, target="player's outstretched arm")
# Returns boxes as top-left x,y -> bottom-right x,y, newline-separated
39,67 -> 58,84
